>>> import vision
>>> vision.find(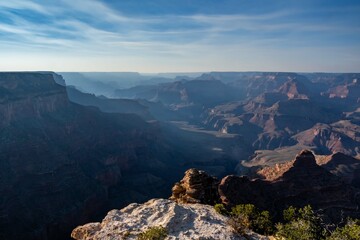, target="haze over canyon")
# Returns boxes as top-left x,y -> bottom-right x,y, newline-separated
0,71 -> 359,239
